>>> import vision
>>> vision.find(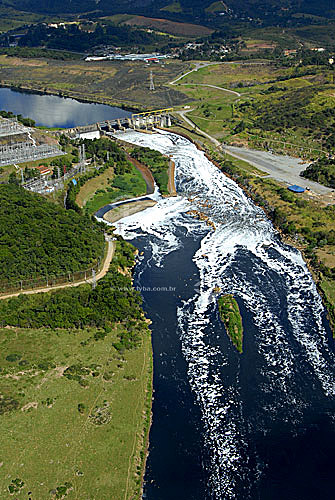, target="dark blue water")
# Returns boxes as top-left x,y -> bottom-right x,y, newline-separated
0,87 -> 131,128
113,130 -> 335,500
133,230 -> 334,500
134,236 -> 207,500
